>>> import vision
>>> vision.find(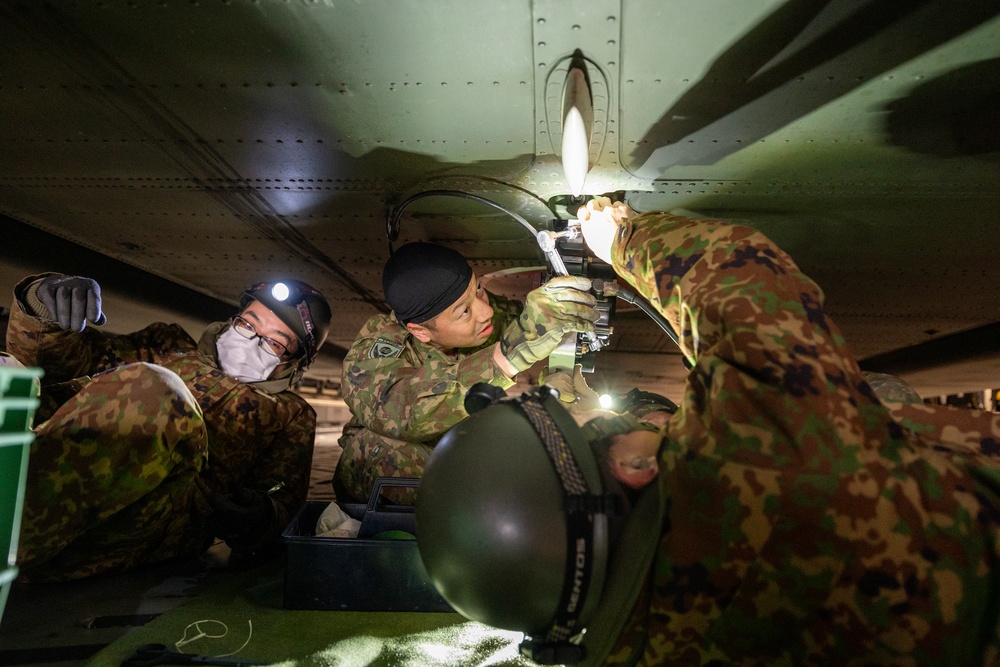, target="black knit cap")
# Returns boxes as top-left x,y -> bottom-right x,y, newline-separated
383,242 -> 474,324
